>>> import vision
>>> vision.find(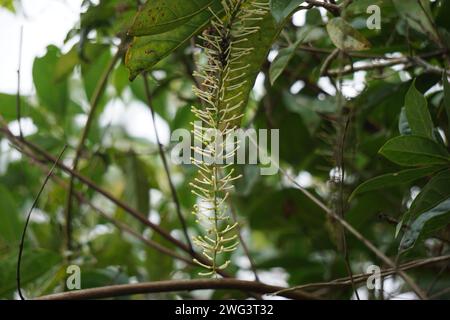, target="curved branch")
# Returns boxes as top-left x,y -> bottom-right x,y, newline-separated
17,145 -> 67,300
36,279 -> 317,300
